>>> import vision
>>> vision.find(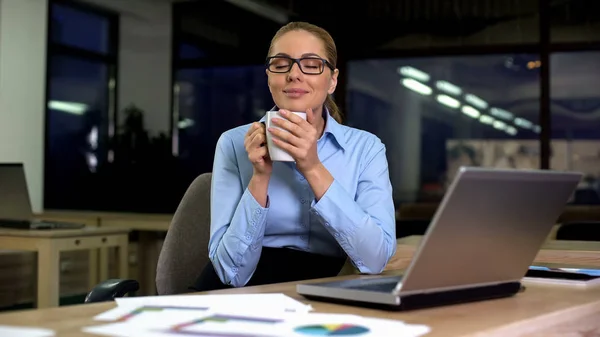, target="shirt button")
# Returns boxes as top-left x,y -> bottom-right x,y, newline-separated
301,199 -> 307,204
255,209 -> 261,214
245,234 -> 252,241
